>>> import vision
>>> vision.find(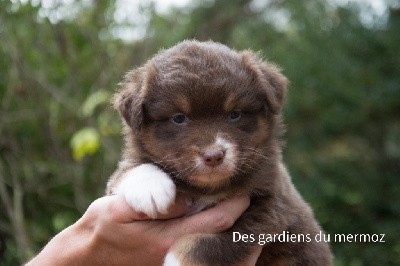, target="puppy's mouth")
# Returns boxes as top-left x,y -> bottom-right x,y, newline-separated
189,165 -> 236,189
